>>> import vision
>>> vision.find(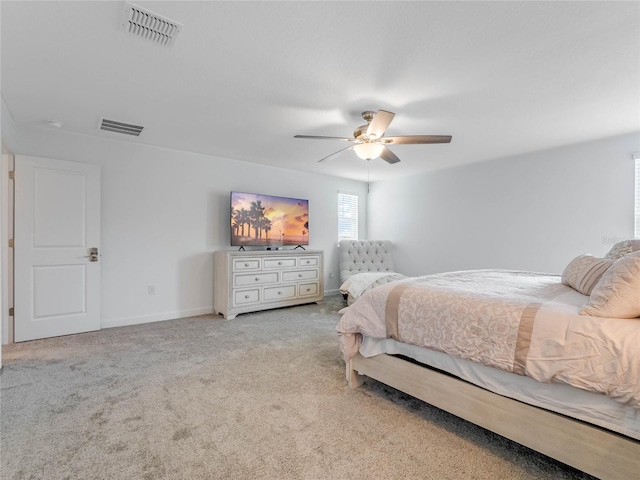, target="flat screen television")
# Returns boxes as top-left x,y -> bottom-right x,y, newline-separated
230,191 -> 309,247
